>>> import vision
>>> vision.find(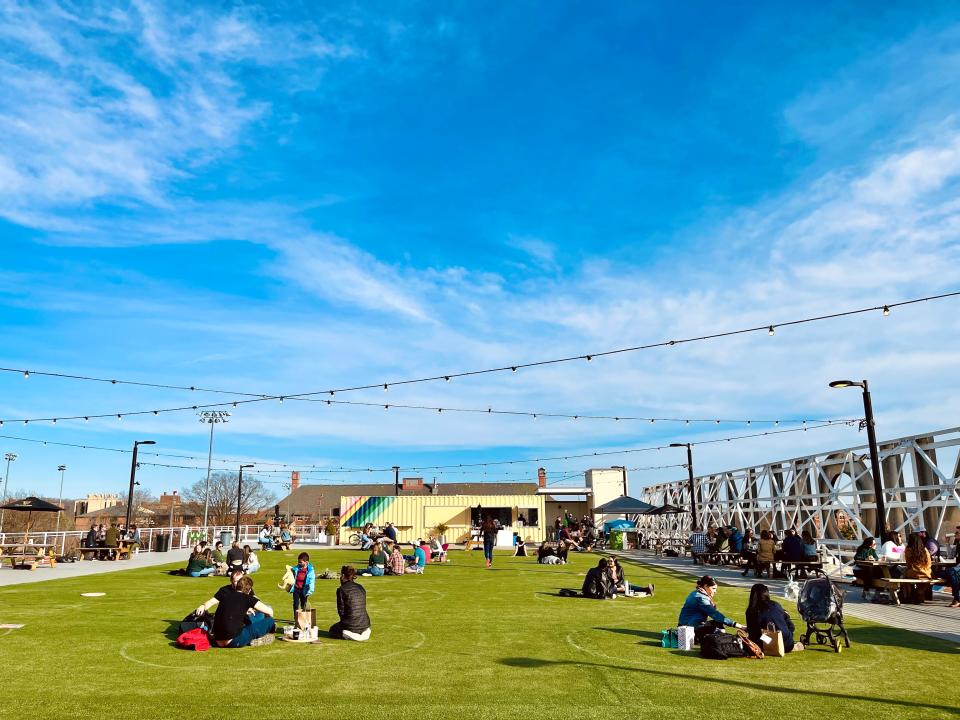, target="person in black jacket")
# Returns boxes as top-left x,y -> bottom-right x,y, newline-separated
745,583 -> 802,652
581,558 -> 616,598
330,565 -> 371,641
